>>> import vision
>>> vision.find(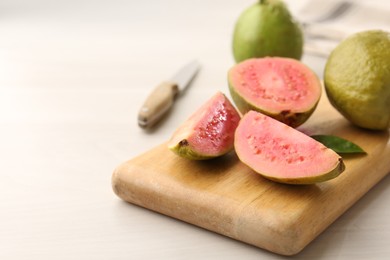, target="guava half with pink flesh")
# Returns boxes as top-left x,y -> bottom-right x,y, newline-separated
235,111 -> 345,184
228,57 -> 322,127
168,91 -> 241,160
